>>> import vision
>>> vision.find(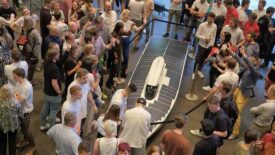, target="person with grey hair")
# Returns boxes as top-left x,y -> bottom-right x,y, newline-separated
22,15 -> 42,83
47,112 -> 82,155
93,120 -> 120,155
